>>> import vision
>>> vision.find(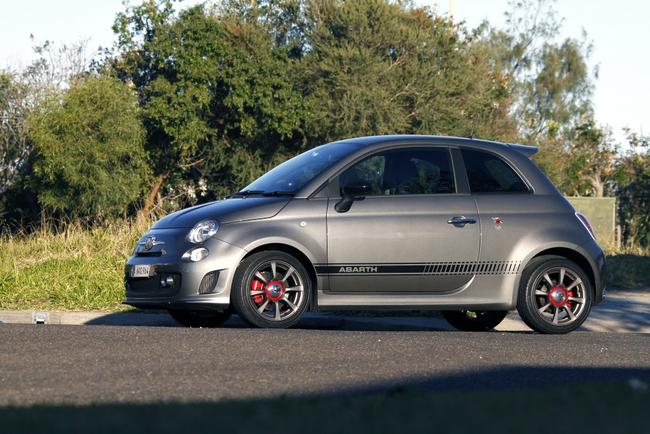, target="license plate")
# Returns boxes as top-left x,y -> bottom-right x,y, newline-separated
131,265 -> 151,278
